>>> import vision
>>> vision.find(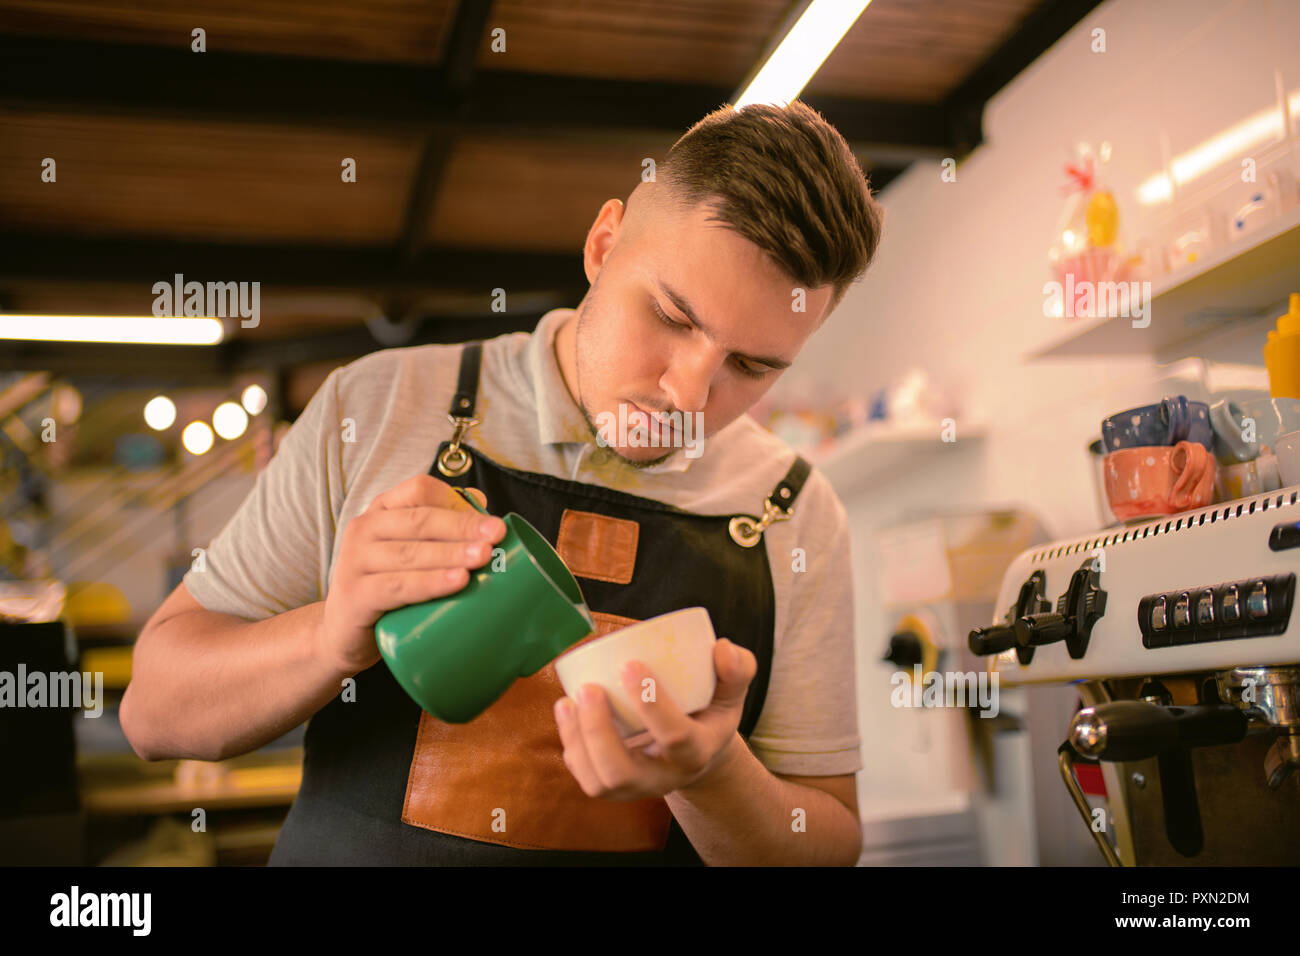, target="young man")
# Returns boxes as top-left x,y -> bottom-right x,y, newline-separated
122,101 -> 884,865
